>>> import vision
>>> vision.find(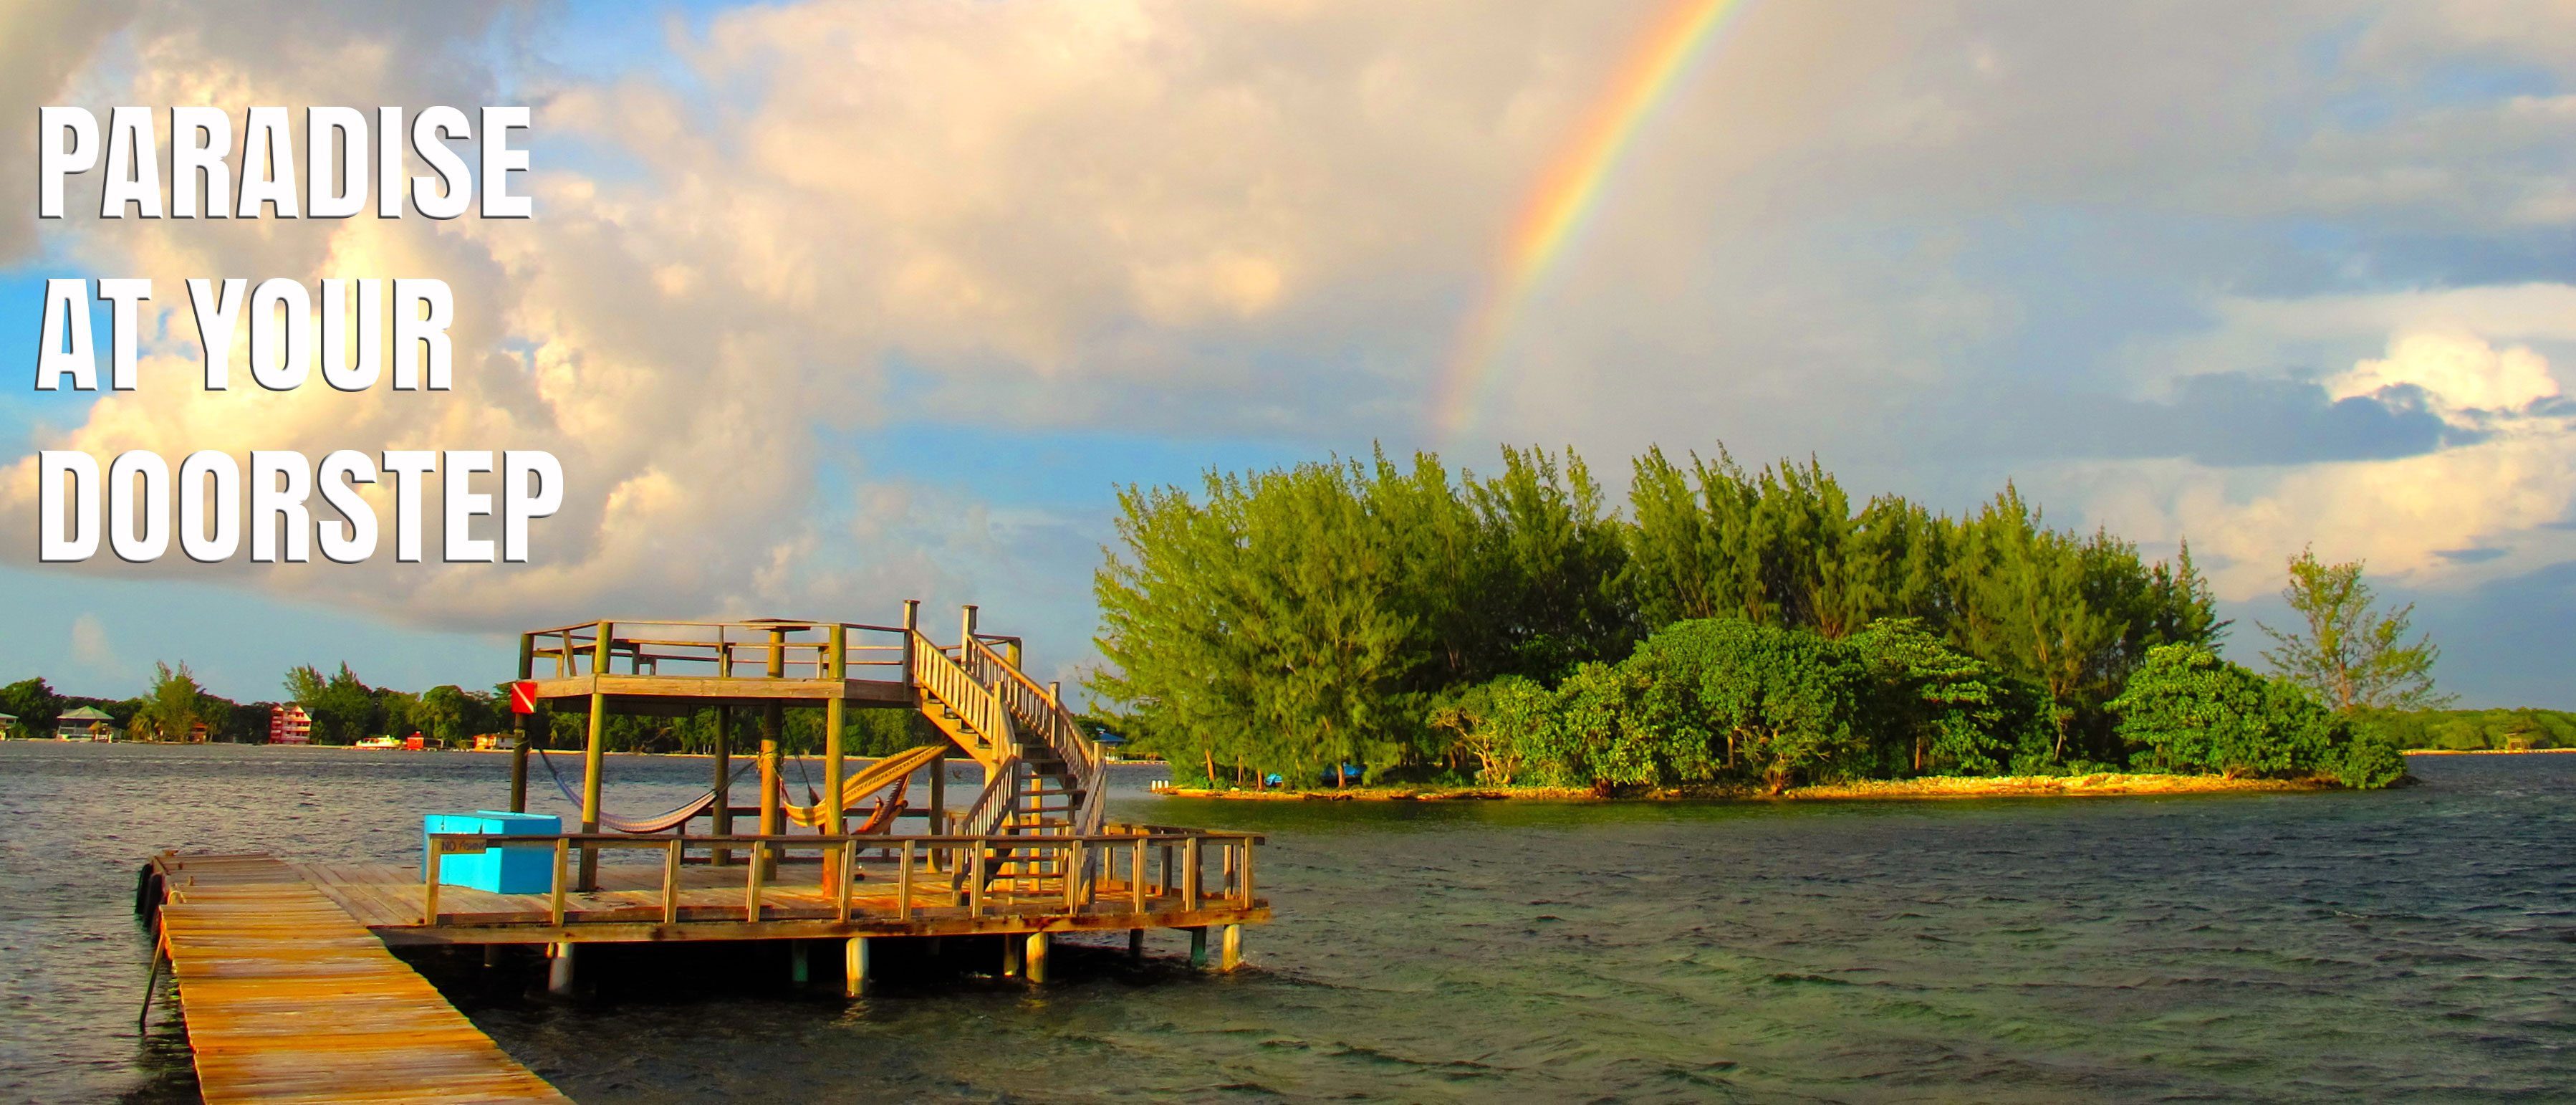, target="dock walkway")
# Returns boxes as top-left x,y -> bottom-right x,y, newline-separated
153,852 -> 572,1104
